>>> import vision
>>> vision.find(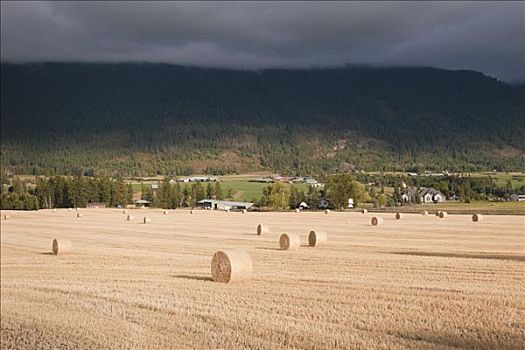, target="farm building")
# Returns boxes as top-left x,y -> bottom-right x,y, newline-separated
177,176 -> 219,183
134,199 -> 151,208
402,187 -> 445,203
197,199 -> 254,211
86,202 -> 106,209
249,178 -> 275,183
510,193 -> 525,202
304,177 -> 319,185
